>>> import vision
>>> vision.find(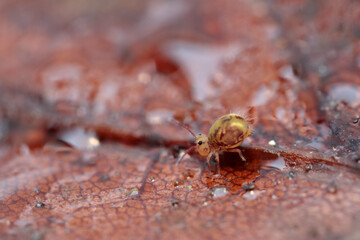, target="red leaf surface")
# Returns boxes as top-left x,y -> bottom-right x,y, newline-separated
0,0 -> 360,239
